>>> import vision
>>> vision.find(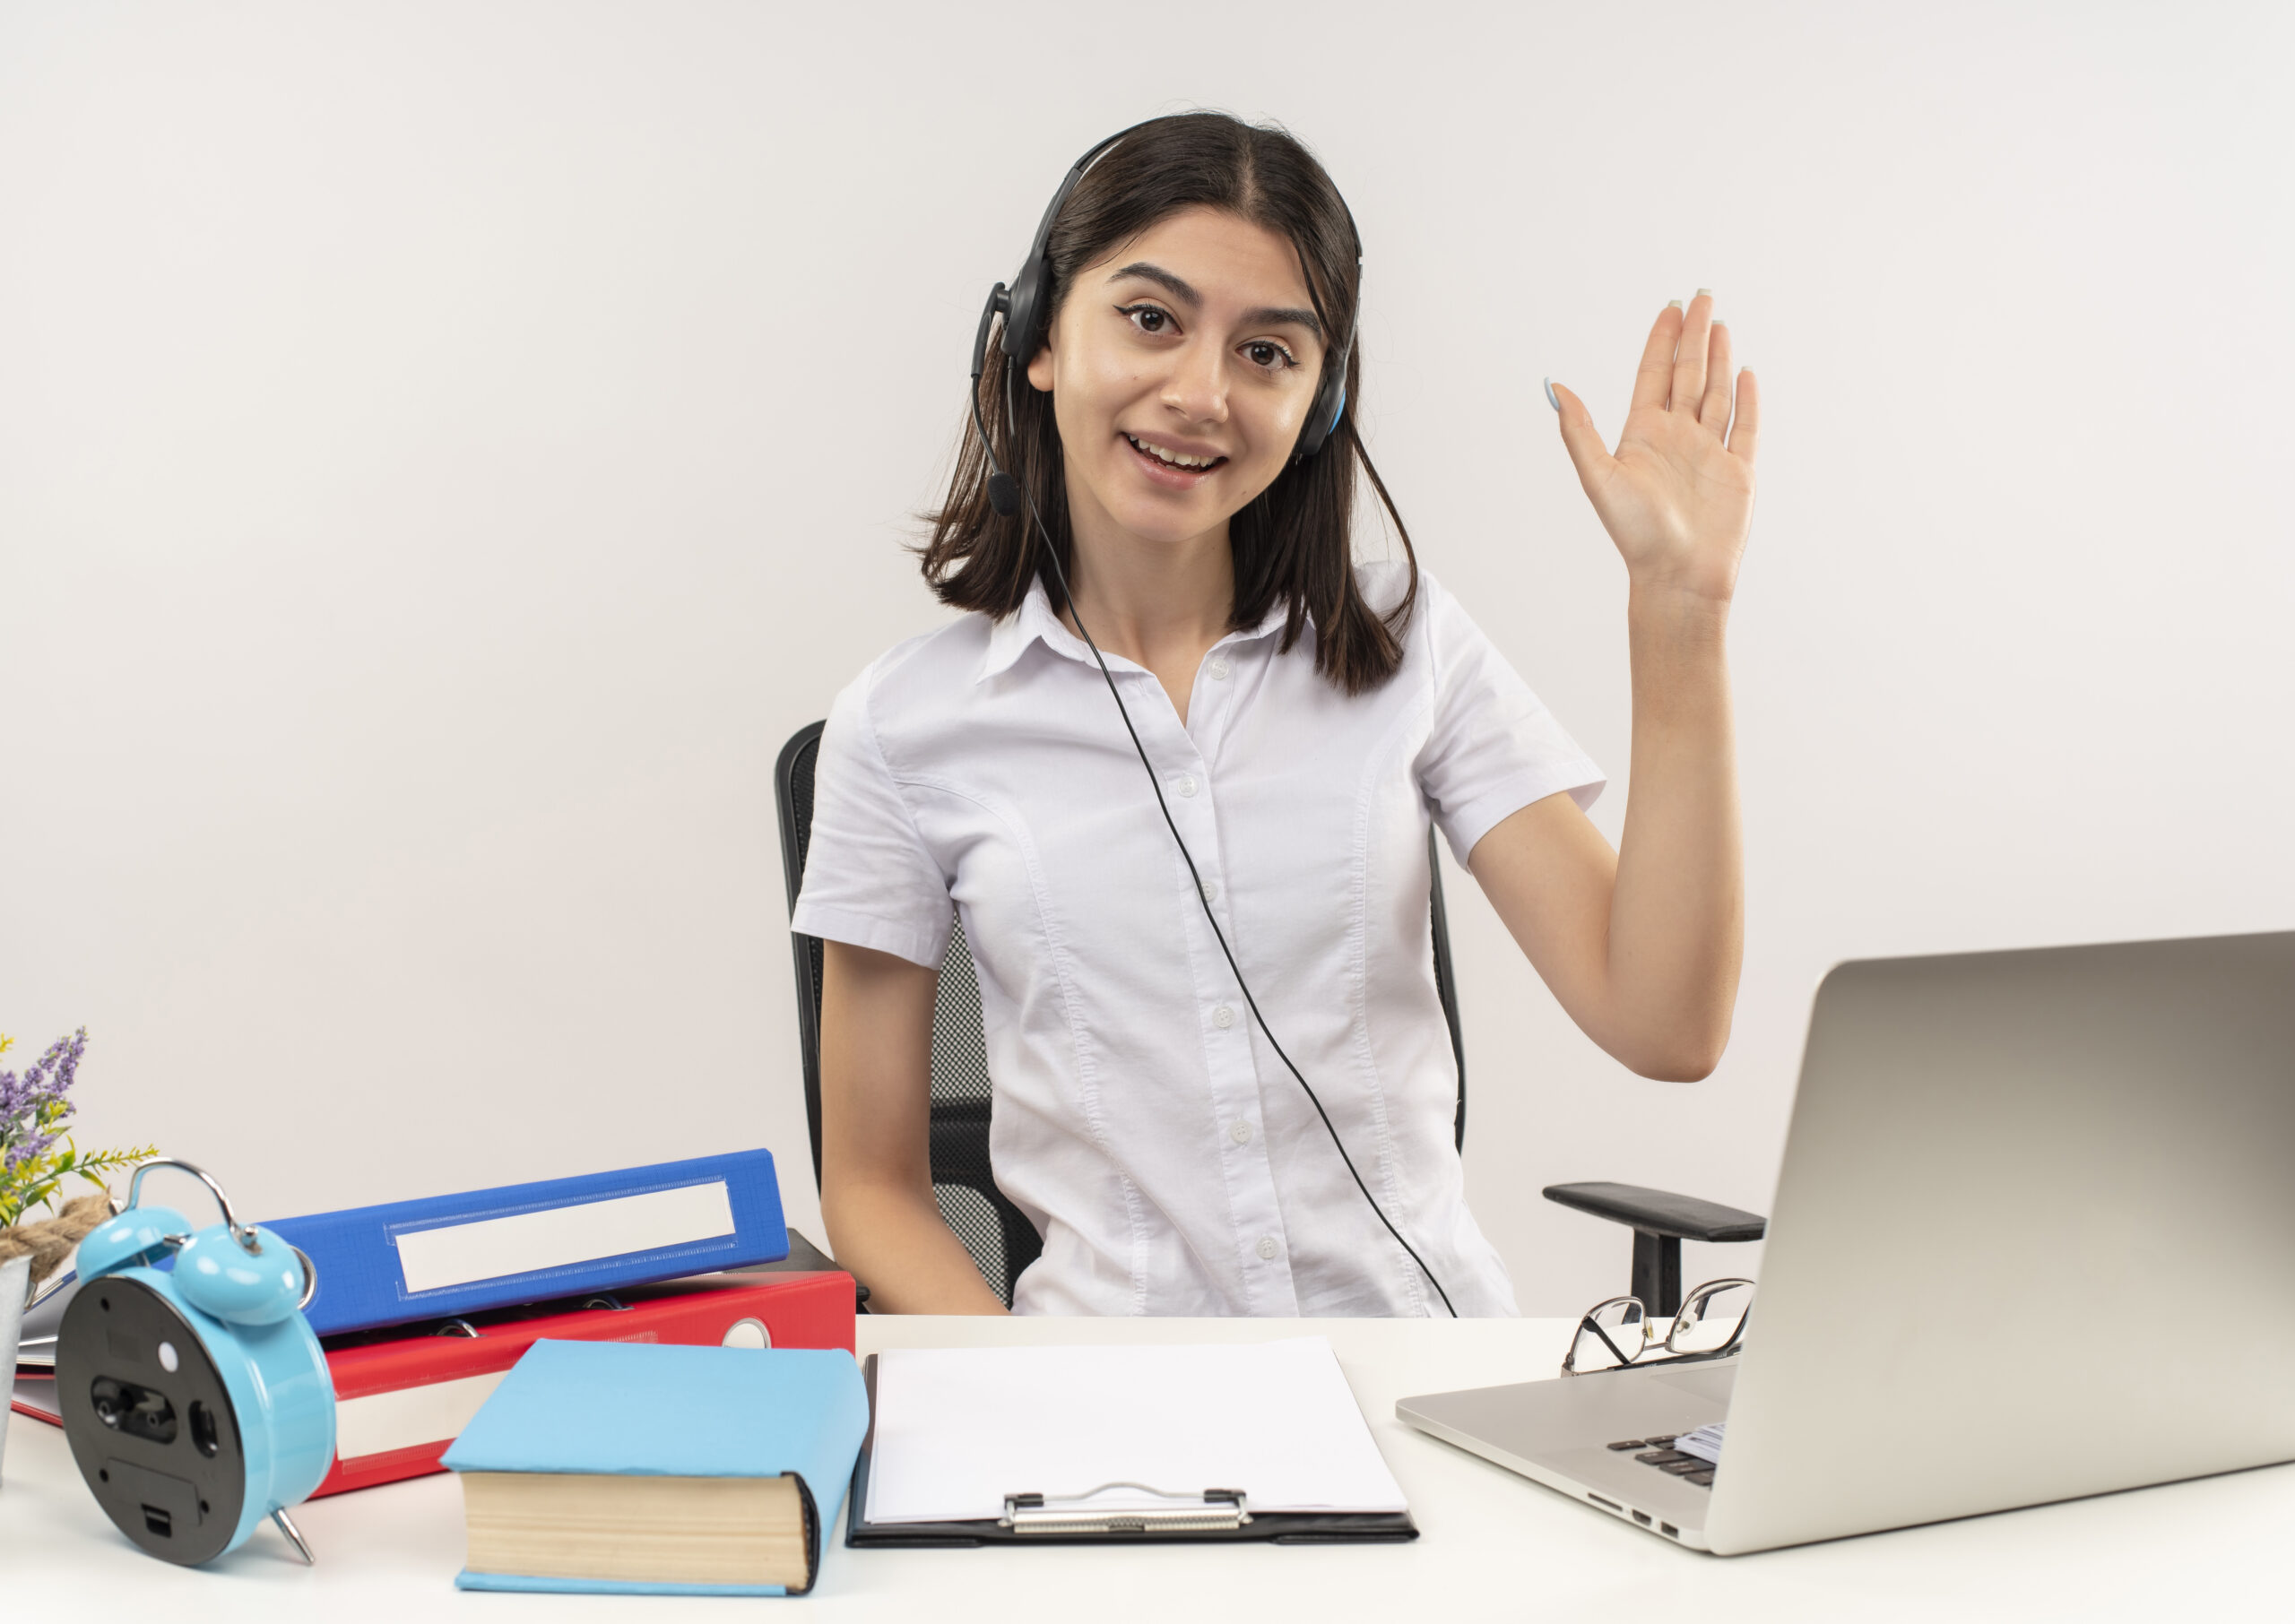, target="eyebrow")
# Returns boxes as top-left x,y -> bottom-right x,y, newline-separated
1105,261 -> 1325,341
